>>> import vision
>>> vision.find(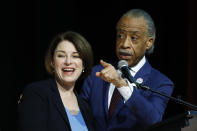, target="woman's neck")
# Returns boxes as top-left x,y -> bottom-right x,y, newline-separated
56,81 -> 79,115
56,80 -> 75,93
